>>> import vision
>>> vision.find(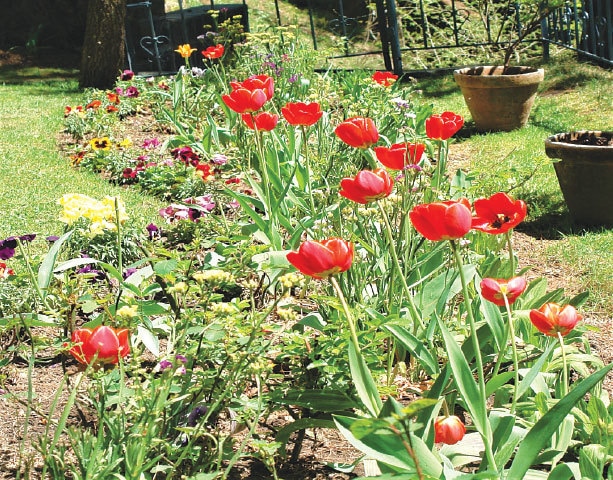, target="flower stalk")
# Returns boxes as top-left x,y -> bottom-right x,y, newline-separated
450,240 -> 497,470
